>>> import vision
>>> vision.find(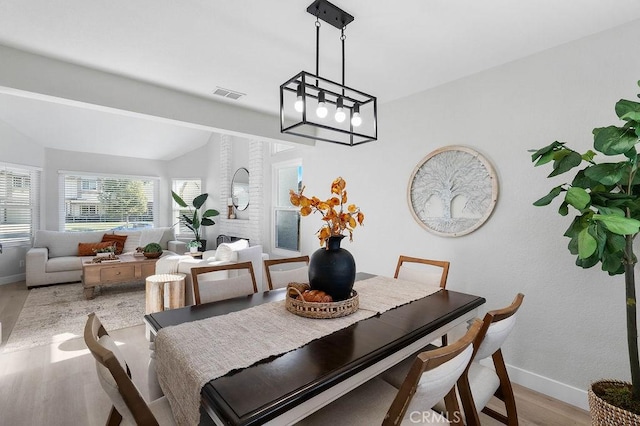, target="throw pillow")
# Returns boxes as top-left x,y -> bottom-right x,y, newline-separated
78,241 -> 115,256
117,231 -> 142,254
214,243 -> 239,262
226,239 -> 249,251
101,234 -> 128,255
